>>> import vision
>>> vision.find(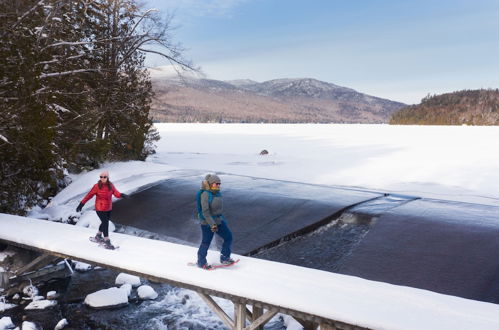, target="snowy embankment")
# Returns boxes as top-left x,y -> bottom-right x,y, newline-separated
29,160 -> 179,223
1,213 -> 499,330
